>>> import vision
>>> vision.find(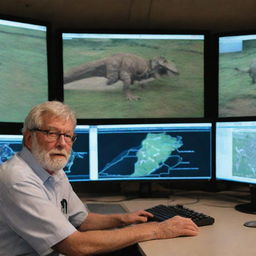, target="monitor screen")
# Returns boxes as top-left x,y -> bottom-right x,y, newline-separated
218,33 -> 256,117
0,123 -> 212,183
0,135 -> 23,164
0,18 -> 49,123
93,123 -> 212,181
0,128 -> 90,183
216,121 -> 256,184
62,32 -> 205,119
